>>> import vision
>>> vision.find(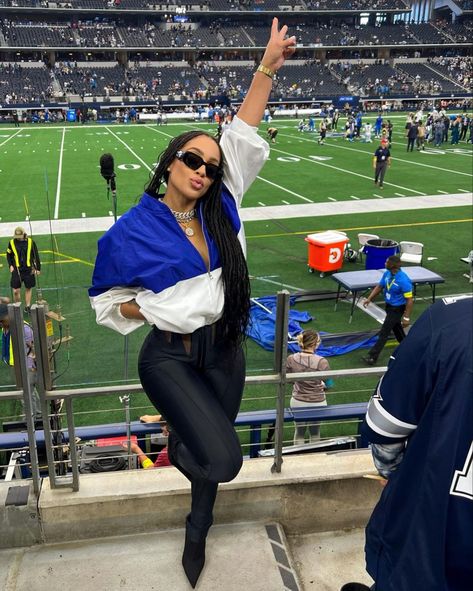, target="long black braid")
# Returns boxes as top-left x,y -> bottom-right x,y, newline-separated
145,130 -> 250,349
